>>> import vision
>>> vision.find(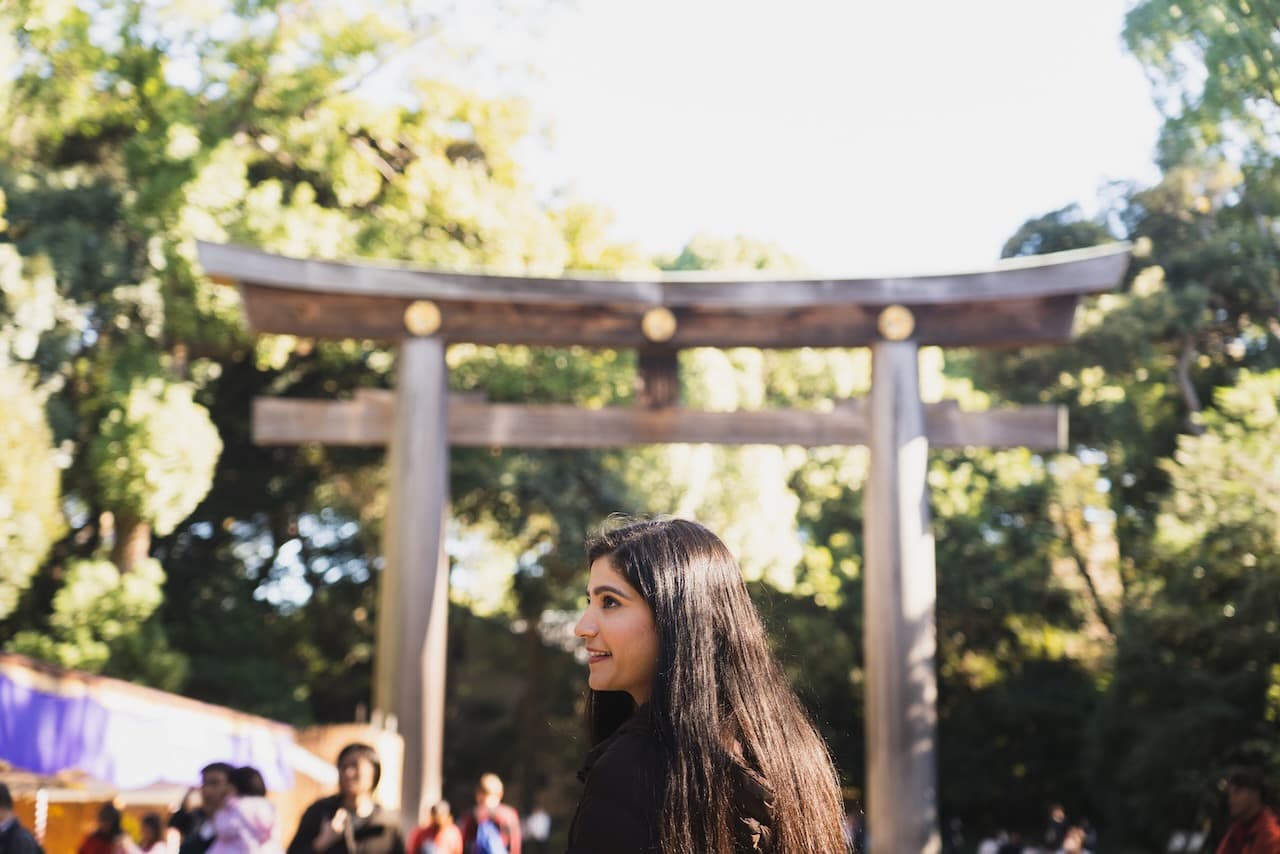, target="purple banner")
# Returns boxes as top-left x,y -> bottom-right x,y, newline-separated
0,662 -> 295,792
